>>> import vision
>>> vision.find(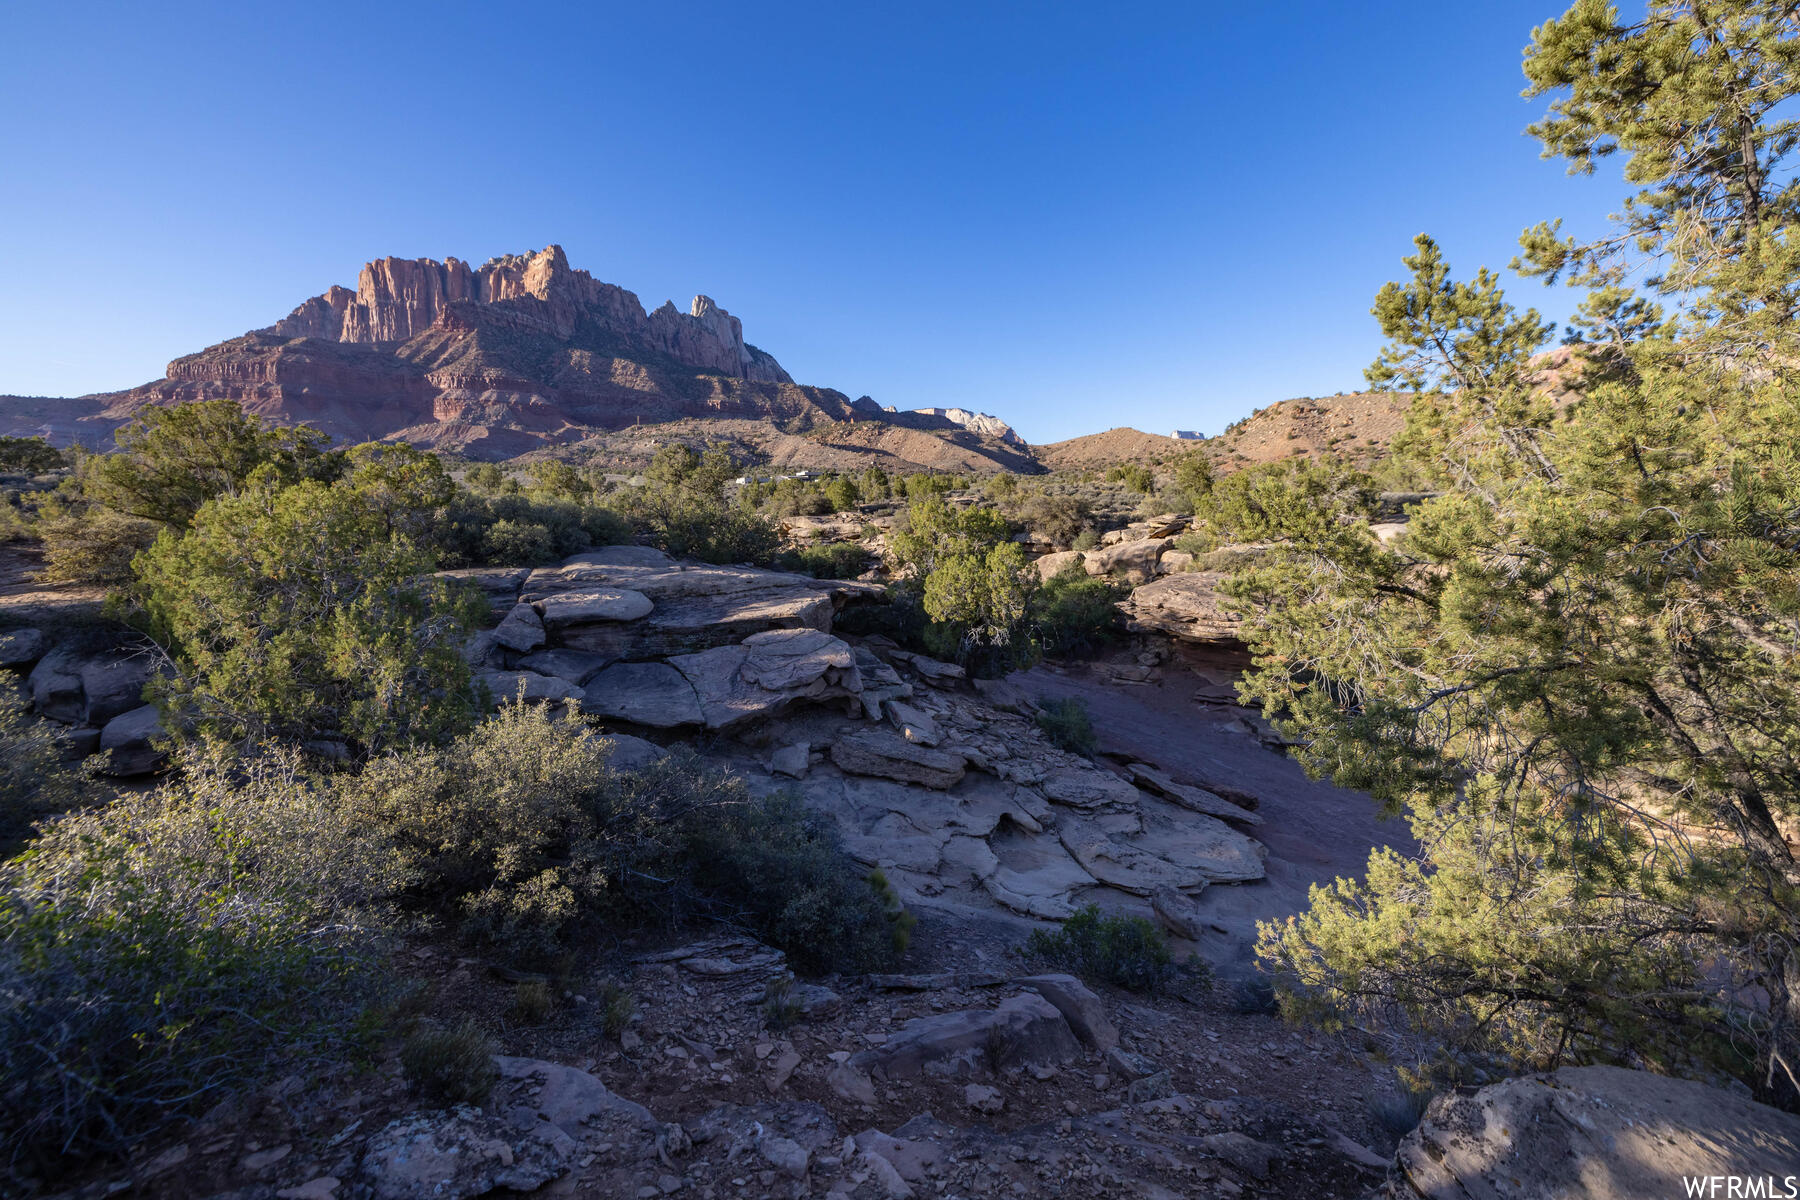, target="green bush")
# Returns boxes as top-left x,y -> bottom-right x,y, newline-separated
1024,904 -> 1187,993
0,685 -> 97,854
0,436 -> 64,474
1035,697 -> 1098,756
33,504 -> 161,585
402,1017 -> 498,1106
775,543 -> 870,579
0,749 -> 399,1174
1032,566 -> 1124,658
346,704 -> 900,973
676,792 -> 908,975
131,477 -> 486,754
